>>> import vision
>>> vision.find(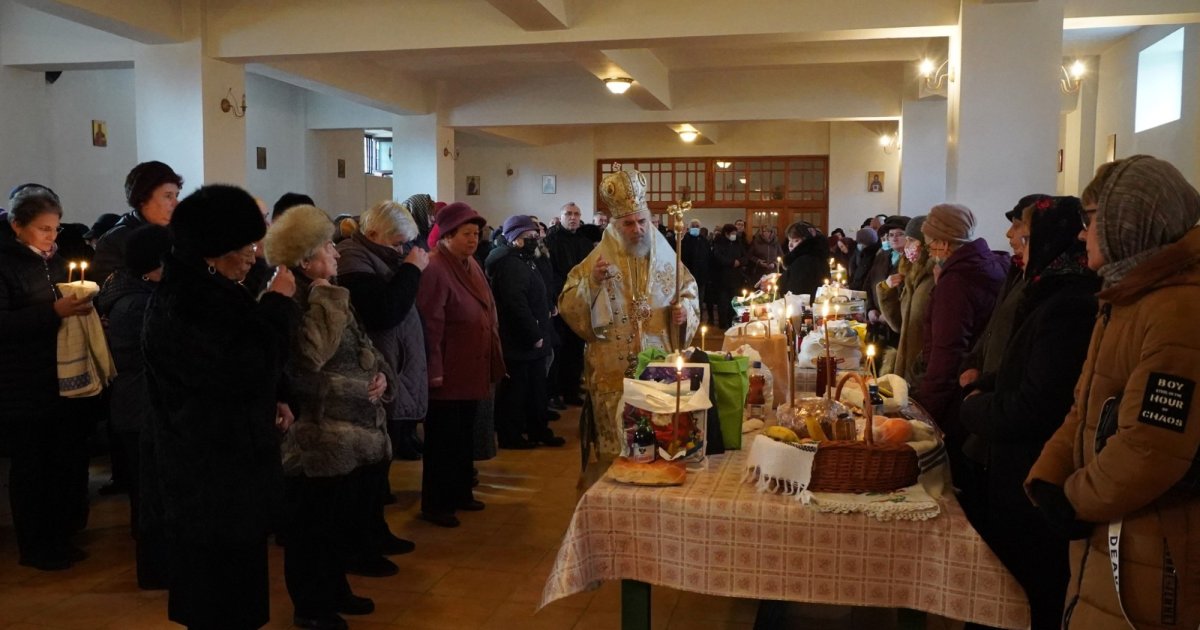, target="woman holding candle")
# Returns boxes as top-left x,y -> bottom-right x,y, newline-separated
0,186 -> 95,571
141,185 -> 300,629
